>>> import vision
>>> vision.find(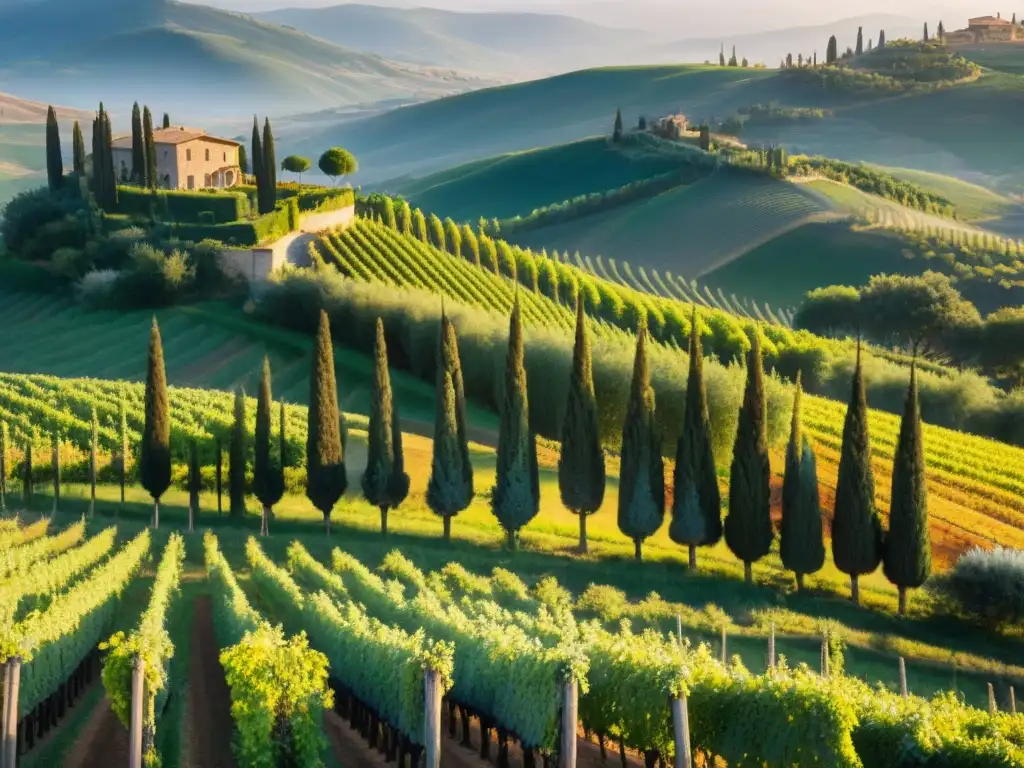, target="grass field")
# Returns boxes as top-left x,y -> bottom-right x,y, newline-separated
386,134 -> 705,221
513,170 -> 839,279
869,164 -> 1017,221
